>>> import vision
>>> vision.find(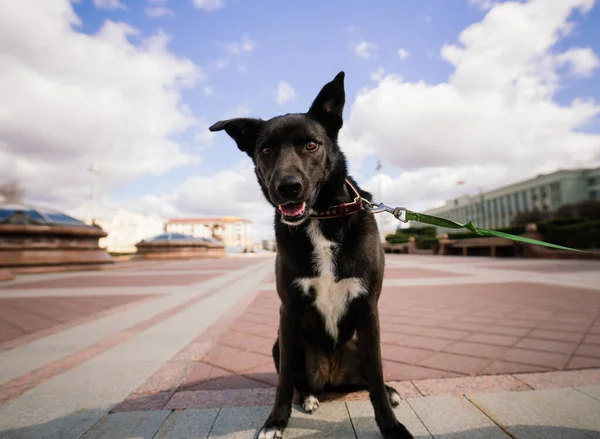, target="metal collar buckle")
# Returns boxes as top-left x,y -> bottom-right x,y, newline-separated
362,199 -> 408,223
